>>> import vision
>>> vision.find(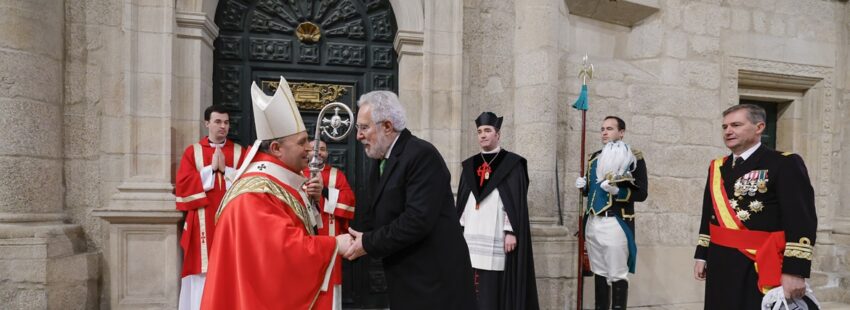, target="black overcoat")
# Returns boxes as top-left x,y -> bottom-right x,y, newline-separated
356,129 -> 475,309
